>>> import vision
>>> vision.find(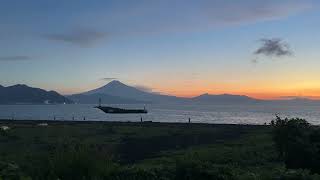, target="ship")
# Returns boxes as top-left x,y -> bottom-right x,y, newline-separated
95,98 -> 148,114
